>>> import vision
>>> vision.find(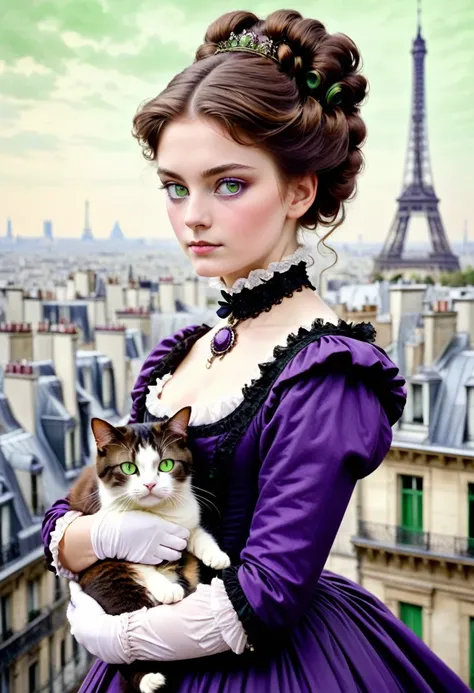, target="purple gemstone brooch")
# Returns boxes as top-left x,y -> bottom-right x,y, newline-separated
206,316 -> 239,369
